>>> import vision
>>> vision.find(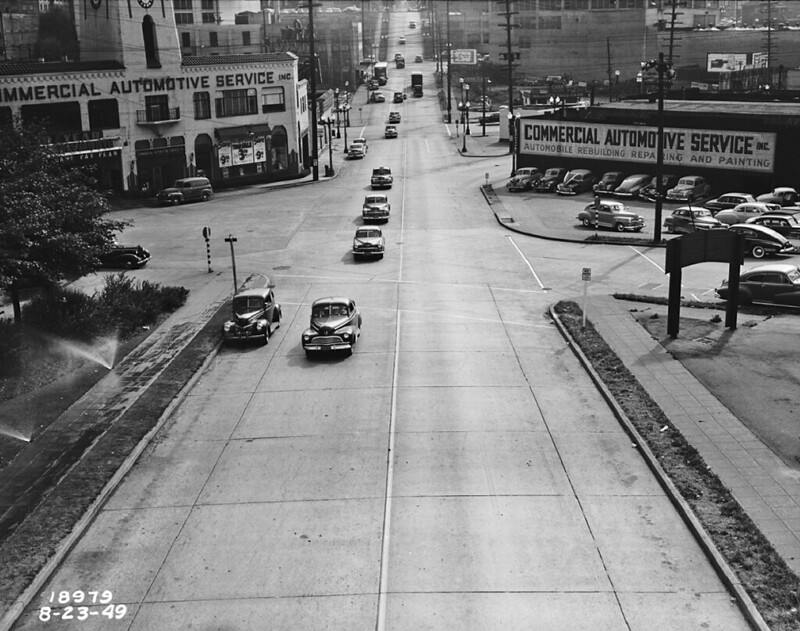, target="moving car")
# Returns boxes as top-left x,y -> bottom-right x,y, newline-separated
612,173 -> 651,198
665,175 -> 711,202
506,167 -> 542,192
302,297 -> 362,357
663,207 -> 725,234
715,263 -> 800,306
714,202 -> 780,226
534,167 -> 567,192
366,79 -> 379,90
703,193 -> 757,215
726,223 -> 796,258
369,92 -> 385,103
577,200 -> 645,232
348,143 -> 366,159
352,227 -> 385,260
99,244 -> 151,269
222,287 -> 282,345
385,125 -> 398,138
156,177 -> 213,205
557,169 -> 596,195
409,21 -> 416,28
593,171 -> 625,196
350,137 -> 367,154
415,55 -> 423,63
370,166 -> 393,189
388,111 -> 401,123
757,187 -> 800,207
393,91 -> 405,103
638,174 -> 679,202
399,35 -> 406,44
746,213 -> 800,238
362,193 -> 391,222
